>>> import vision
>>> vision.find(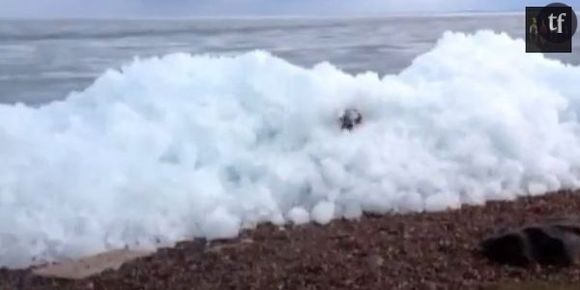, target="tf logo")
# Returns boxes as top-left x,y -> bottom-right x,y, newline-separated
526,2 -> 577,53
